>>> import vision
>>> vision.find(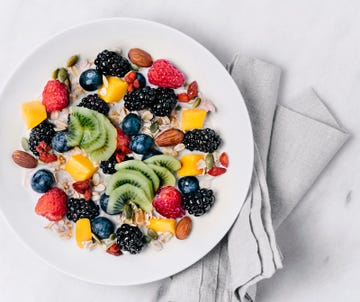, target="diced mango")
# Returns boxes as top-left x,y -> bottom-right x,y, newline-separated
148,218 -> 176,235
181,109 -> 207,131
177,153 -> 205,177
98,76 -> 128,103
21,101 -> 47,129
64,154 -> 97,181
75,218 -> 92,248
